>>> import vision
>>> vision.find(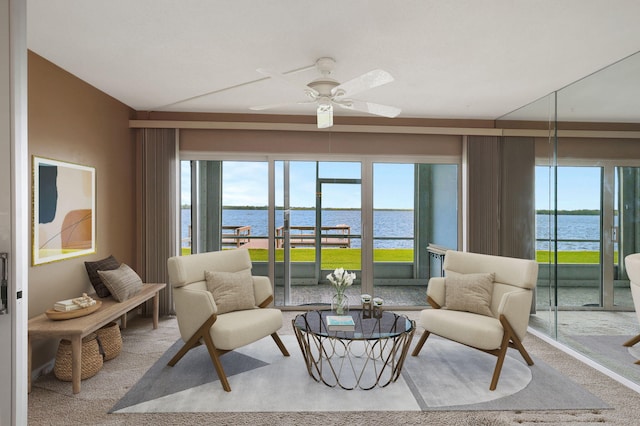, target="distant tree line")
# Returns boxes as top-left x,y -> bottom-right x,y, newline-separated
536,209 -> 601,215
181,205 -> 603,215
181,205 -> 412,211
